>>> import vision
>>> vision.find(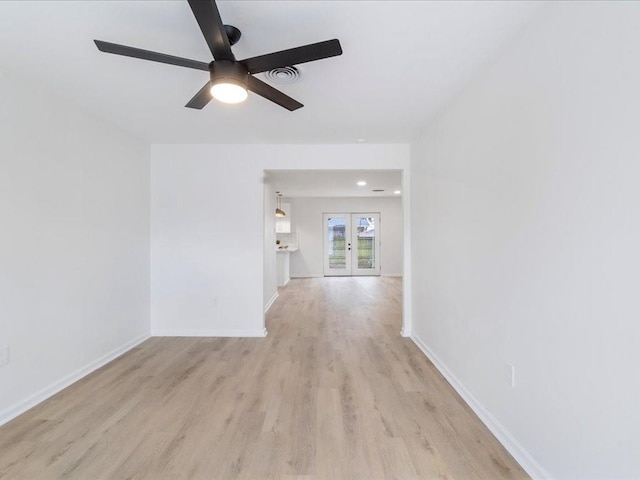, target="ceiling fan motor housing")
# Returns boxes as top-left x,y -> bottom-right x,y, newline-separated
224,25 -> 242,46
209,60 -> 249,88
